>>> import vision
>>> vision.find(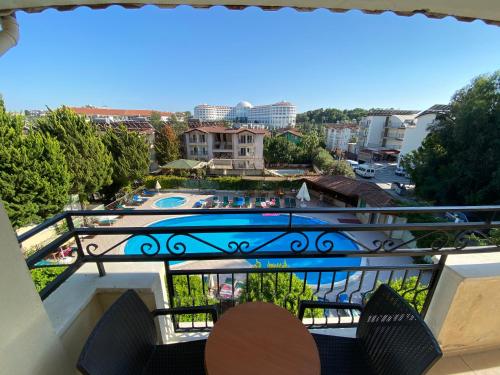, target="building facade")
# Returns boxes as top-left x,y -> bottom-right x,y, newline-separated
70,106 -> 172,122
398,104 -> 450,165
325,123 -> 358,152
183,126 -> 266,172
277,129 -> 303,144
356,109 -> 419,162
194,101 -> 296,129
